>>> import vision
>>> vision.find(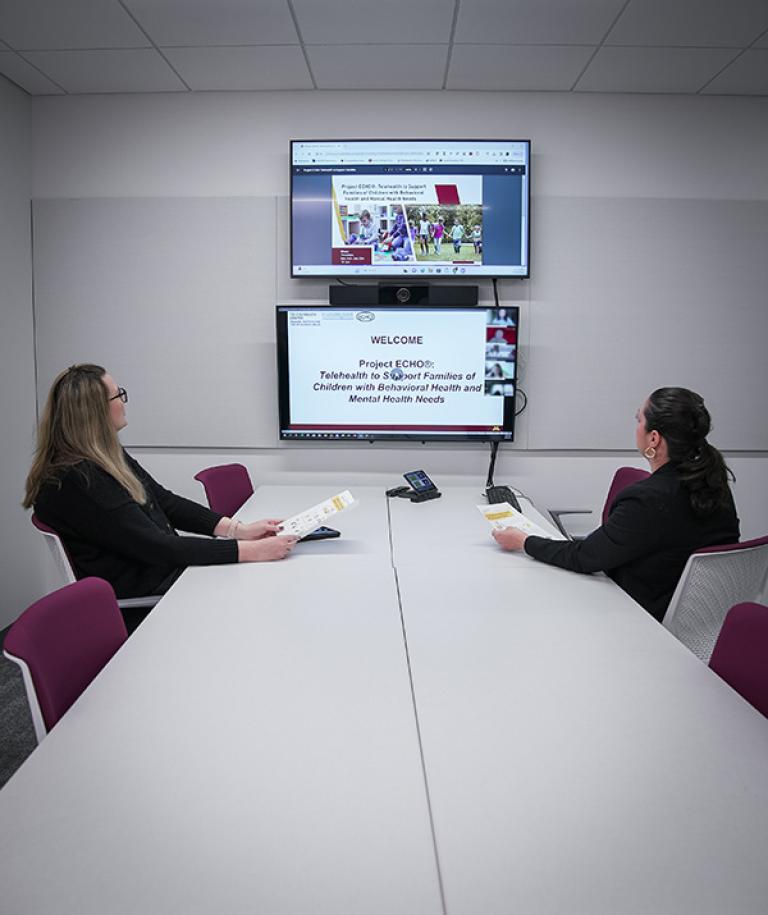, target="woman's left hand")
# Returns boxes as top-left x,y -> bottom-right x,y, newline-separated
237,519 -> 283,540
492,527 -> 528,552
